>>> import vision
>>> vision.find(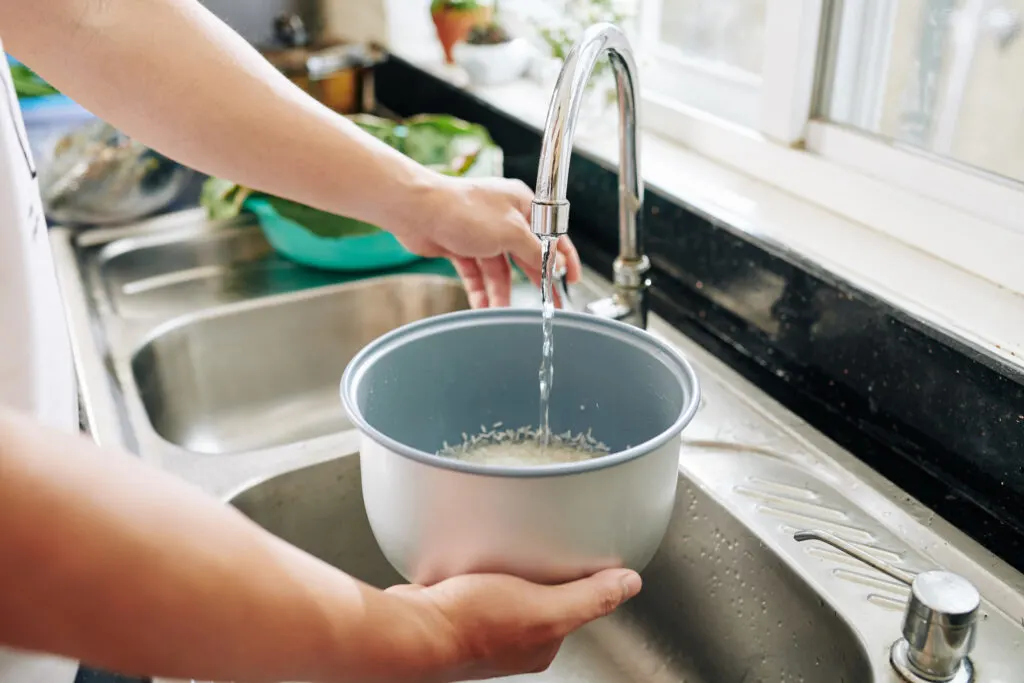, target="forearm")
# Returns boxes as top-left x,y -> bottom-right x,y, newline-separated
0,0 -> 437,235
0,409 -> 448,683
